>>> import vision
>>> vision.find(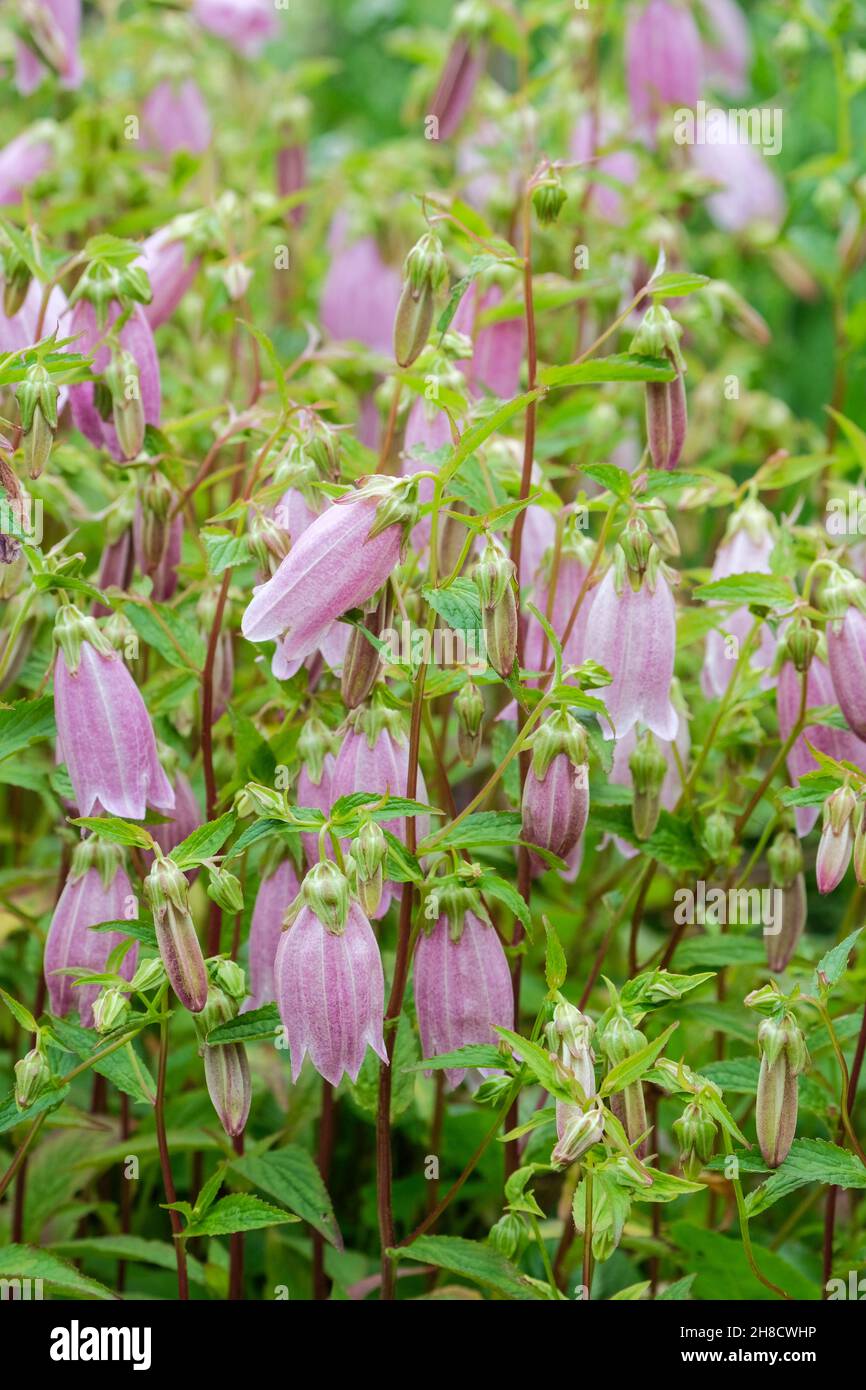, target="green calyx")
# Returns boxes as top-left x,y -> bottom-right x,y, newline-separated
298,716 -> 334,784
16,362 -> 59,434
343,698 -> 406,751
599,1011 -> 645,1065
528,708 -> 588,780
822,562 -> 866,623
144,848 -> 192,920
301,860 -> 351,934
779,612 -> 819,673
402,232 -> 449,296
422,879 -> 490,942
613,515 -> 664,595
355,473 -> 419,544
473,540 -> 516,610
53,602 -> 115,673
767,830 -> 803,889
69,835 -> 125,889
757,1011 -> 808,1075
629,303 -> 685,372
